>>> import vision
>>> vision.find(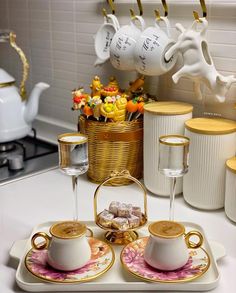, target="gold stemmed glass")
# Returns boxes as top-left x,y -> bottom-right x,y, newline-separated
58,133 -> 88,221
158,135 -> 190,221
